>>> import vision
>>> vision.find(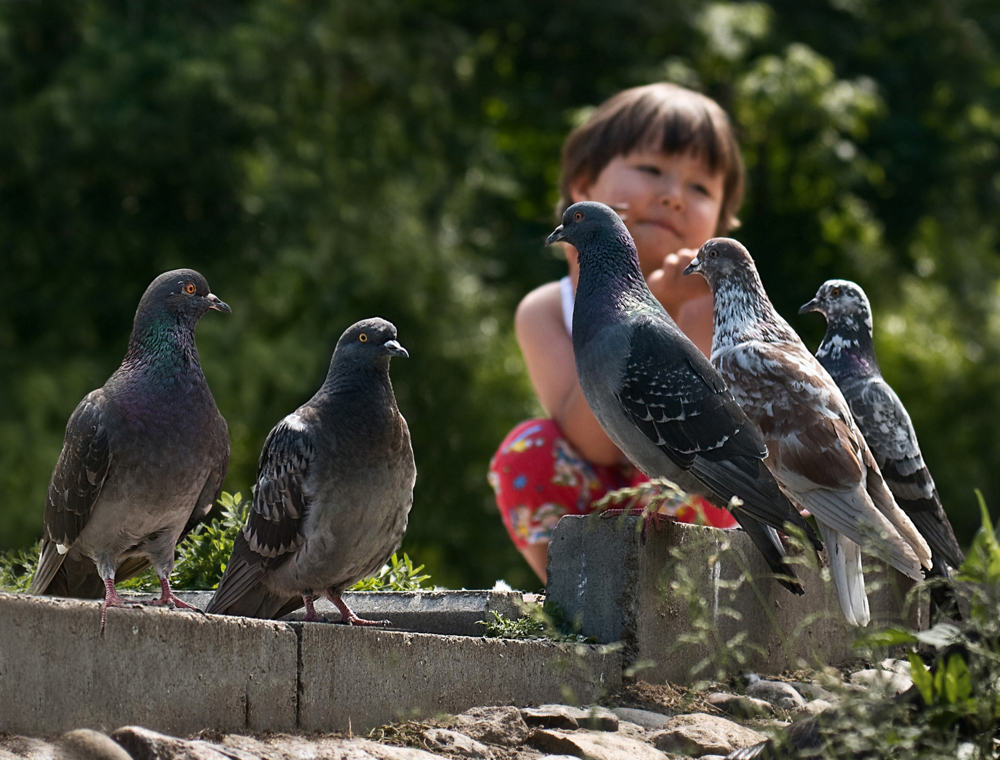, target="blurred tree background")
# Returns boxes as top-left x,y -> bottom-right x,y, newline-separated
1,0 -> 997,591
